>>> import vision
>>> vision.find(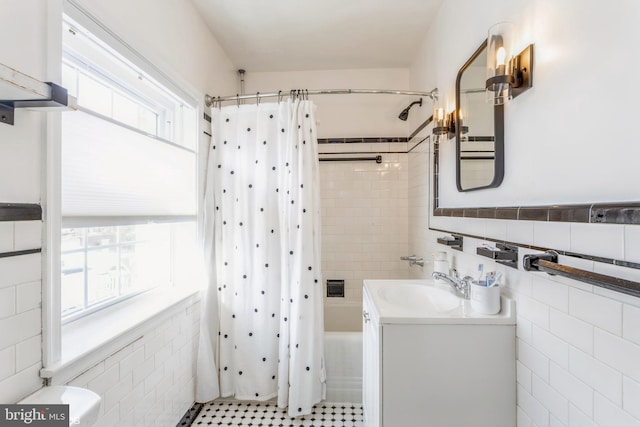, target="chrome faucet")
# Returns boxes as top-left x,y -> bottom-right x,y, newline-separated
432,269 -> 473,299
400,255 -> 425,267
